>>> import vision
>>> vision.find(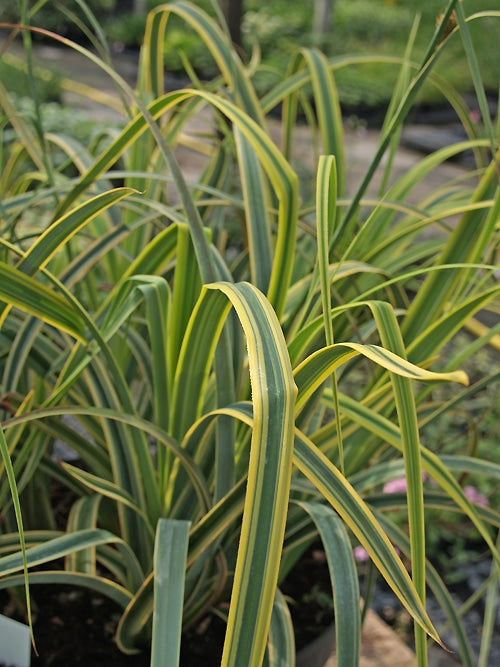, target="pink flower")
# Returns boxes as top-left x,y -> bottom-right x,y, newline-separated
354,546 -> 370,562
383,477 -> 408,494
464,485 -> 489,507
354,545 -> 401,563
469,109 -> 481,124
383,472 -> 428,494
